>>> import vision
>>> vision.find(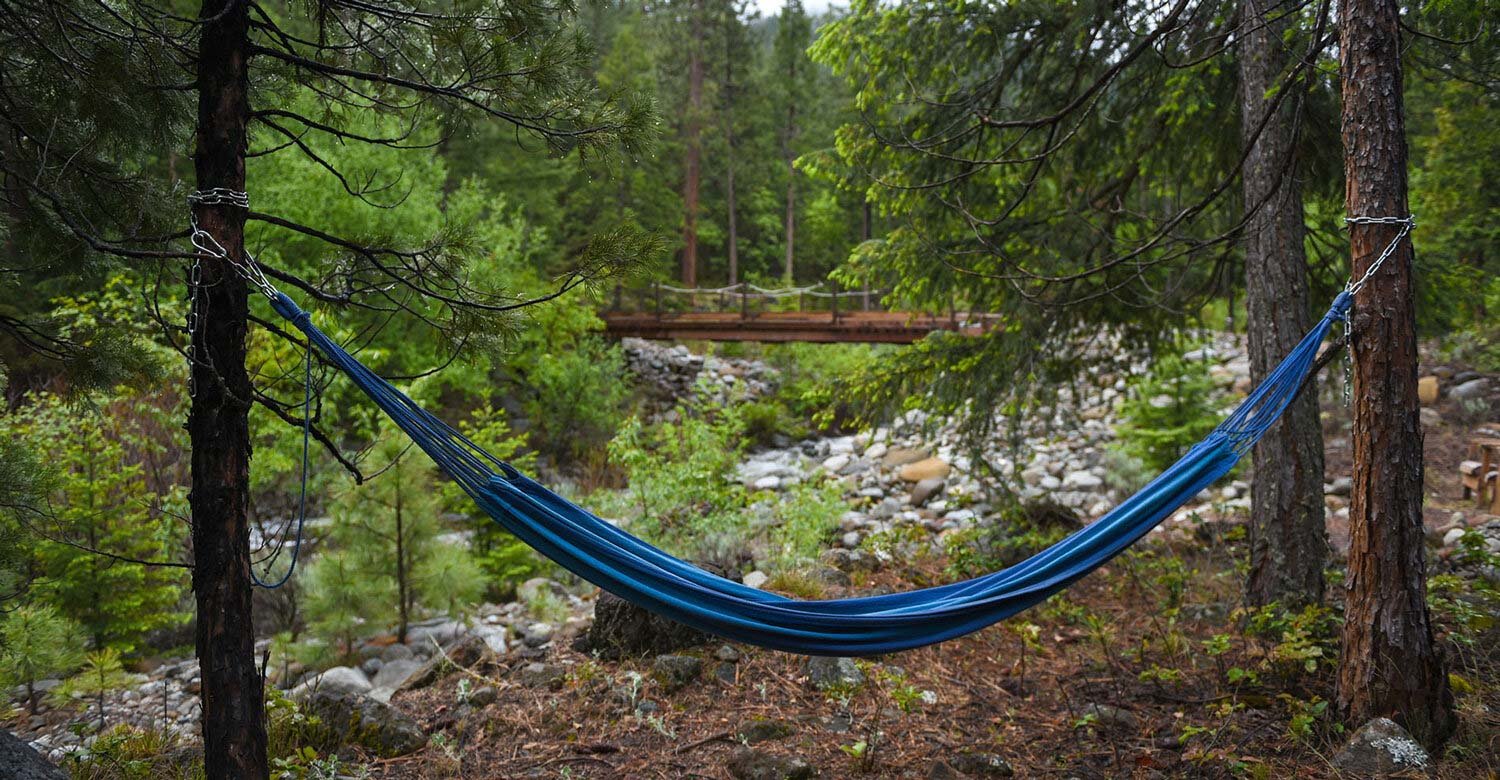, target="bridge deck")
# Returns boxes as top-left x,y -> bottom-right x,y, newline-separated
601,310 -> 995,344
